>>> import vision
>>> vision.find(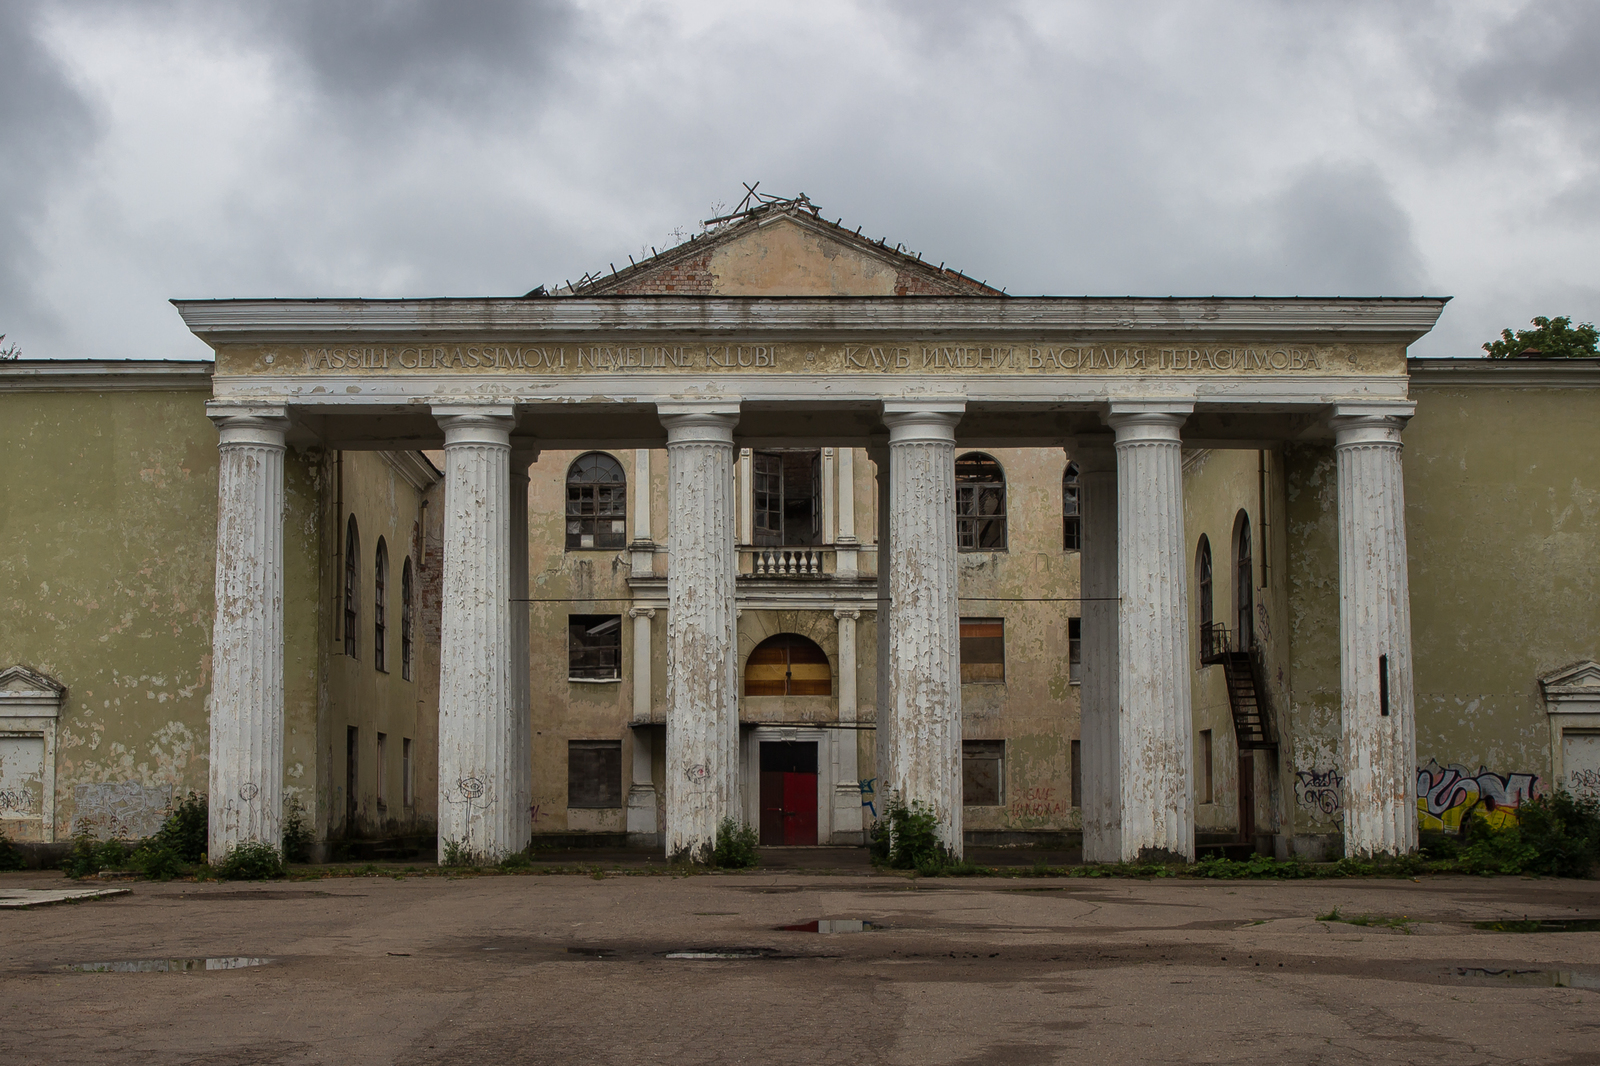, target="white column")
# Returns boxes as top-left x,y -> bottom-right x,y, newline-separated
626,607 -> 658,844
660,402 -> 741,862
870,445 -> 891,824
836,446 -> 859,576
1333,405 -> 1418,858
738,447 -> 753,546
1074,437 -> 1121,863
432,404 -> 519,863
1108,403 -> 1194,862
822,448 -> 837,543
509,448 -> 535,852
630,607 -> 655,722
882,402 -> 965,857
631,448 -> 654,577
206,404 -> 289,859
833,608 -> 862,841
